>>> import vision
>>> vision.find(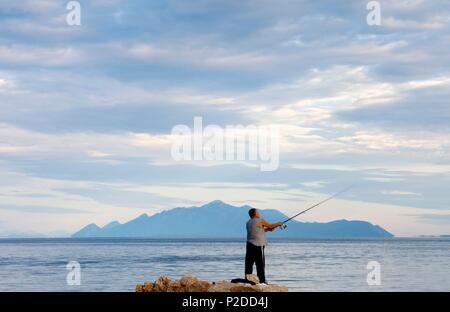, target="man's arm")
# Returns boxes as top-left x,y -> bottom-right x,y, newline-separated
260,219 -> 284,232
